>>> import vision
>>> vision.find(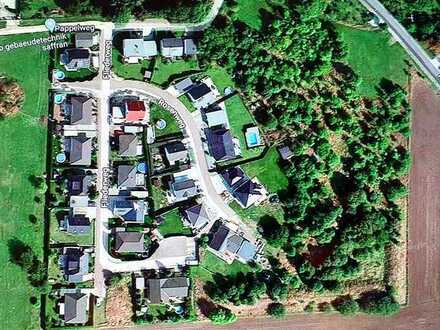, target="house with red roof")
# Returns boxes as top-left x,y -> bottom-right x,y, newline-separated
124,100 -> 148,123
